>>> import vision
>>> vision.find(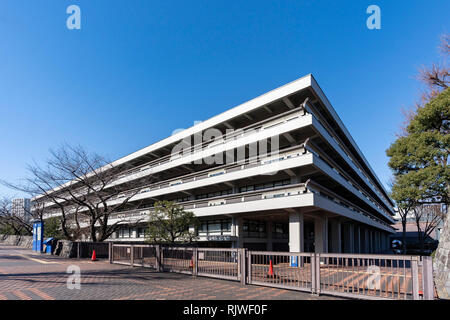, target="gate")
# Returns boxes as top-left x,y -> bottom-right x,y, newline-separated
247,251 -> 315,293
